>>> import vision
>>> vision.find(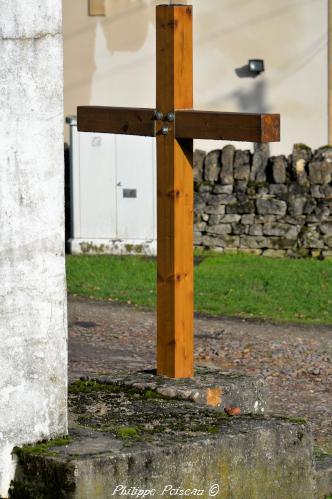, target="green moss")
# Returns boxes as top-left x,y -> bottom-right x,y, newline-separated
239,414 -> 306,427
266,415 -> 306,426
9,438 -> 75,499
207,426 -> 220,434
143,389 -> 161,399
124,244 -> 134,253
69,379 -> 111,394
287,417 -> 307,425
98,424 -> 115,432
68,380 -> 236,443
70,379 -> 138,396
116,427 -> 139,439
124,244 -> 145,254
294,247 -> 310,259
69,379 -> 174,401
294,143 -> 311,151
14,437 -> 71,458
247,181 -> 269,189
69,379 -> 128,396
79,242 -> 105,254
314,447 -> 332,460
